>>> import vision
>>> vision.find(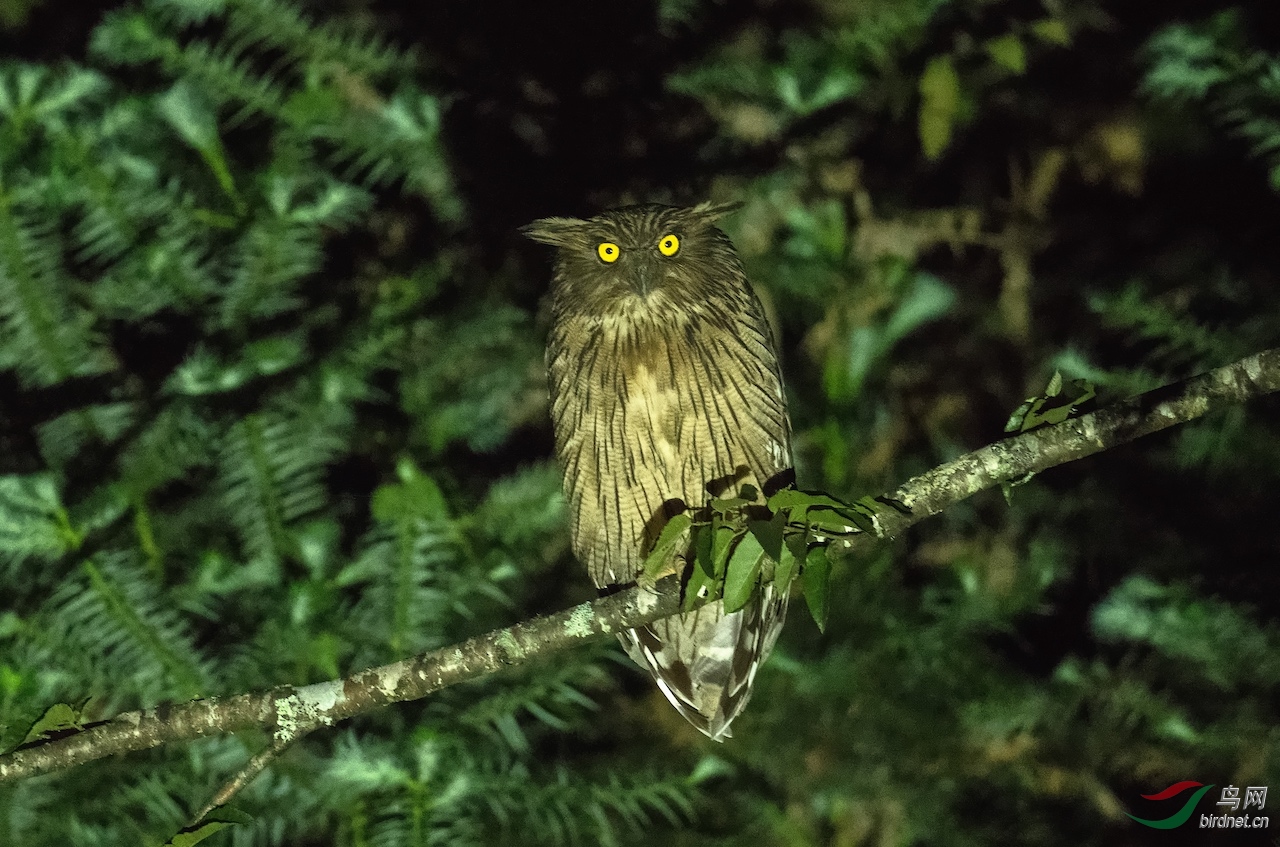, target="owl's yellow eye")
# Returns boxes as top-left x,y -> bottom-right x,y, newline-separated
657,234 -> 680,256
597,242 -> 620,263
